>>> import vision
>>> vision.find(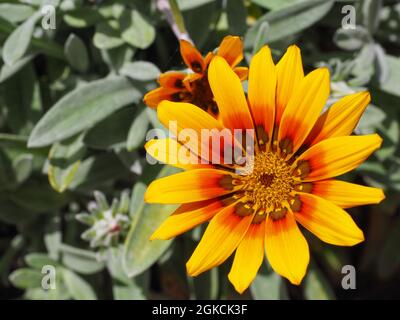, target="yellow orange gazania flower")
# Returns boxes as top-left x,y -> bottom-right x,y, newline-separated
144,44 -> 385,293
143,36 -> 248,117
